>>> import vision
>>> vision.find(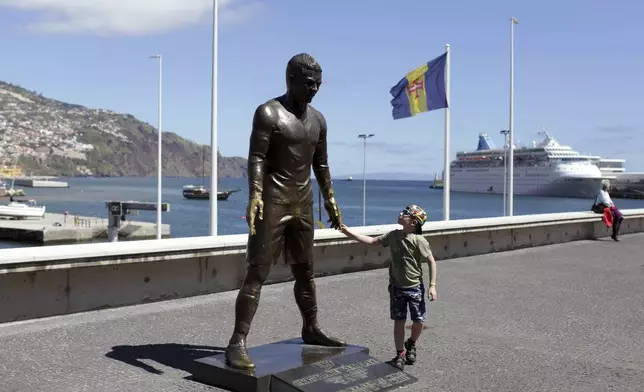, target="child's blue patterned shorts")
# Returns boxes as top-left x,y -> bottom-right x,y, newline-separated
389,283 -> 426,322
